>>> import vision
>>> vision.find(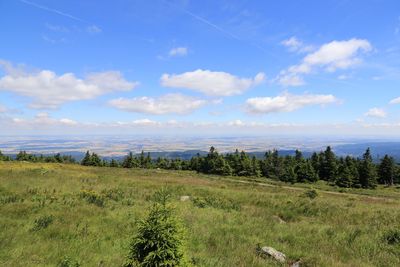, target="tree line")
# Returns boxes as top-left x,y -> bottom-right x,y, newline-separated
1,146 -> 399,189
